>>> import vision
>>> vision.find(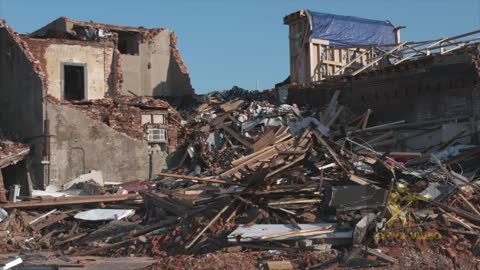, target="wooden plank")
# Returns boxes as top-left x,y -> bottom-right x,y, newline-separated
156,172 -> 238,185
209,113 -> 228,129
349,174 -> 371,186
258,226 -> 333,240
221,138 -> 296,178
219,99 -> 244,112
185,201 -> 234,249
231,136 -> 295,167
30,212 -> 71,231
252,130 -> 276,152
266,153 -> 306,178
223,126 -> 253,150
1,194 -> 141,209
0,148 -> 30,169
312,130 -> 349,176
387,152 -> 423,158
267,261 -> 294,270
